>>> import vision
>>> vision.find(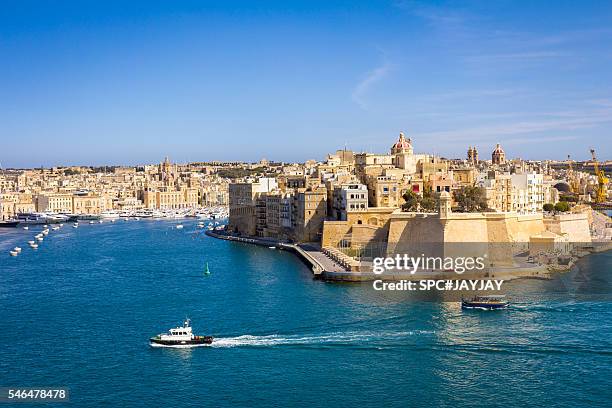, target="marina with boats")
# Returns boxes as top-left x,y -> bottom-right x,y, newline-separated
3,206 -> 229,258
0,206 -> 228,227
